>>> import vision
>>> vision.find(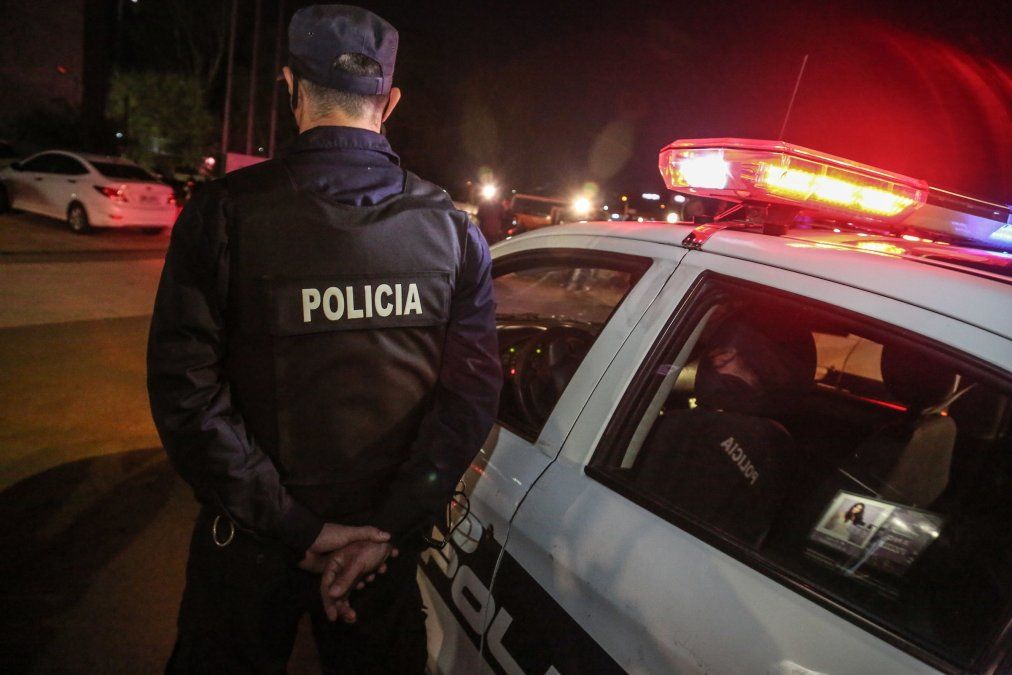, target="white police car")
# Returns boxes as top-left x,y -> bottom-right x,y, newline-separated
419,139 -> 1012,675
